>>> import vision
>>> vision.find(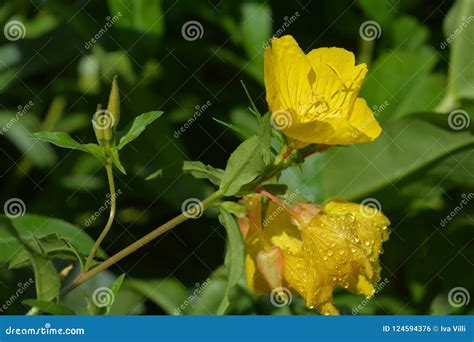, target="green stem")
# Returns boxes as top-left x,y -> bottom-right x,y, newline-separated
61,191 -> 223,297
84,162 -> 117,272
